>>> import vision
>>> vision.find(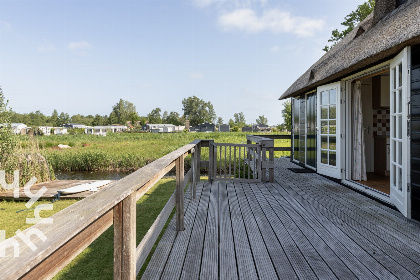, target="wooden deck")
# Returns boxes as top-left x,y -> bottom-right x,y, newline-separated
142,158 -> 420,279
